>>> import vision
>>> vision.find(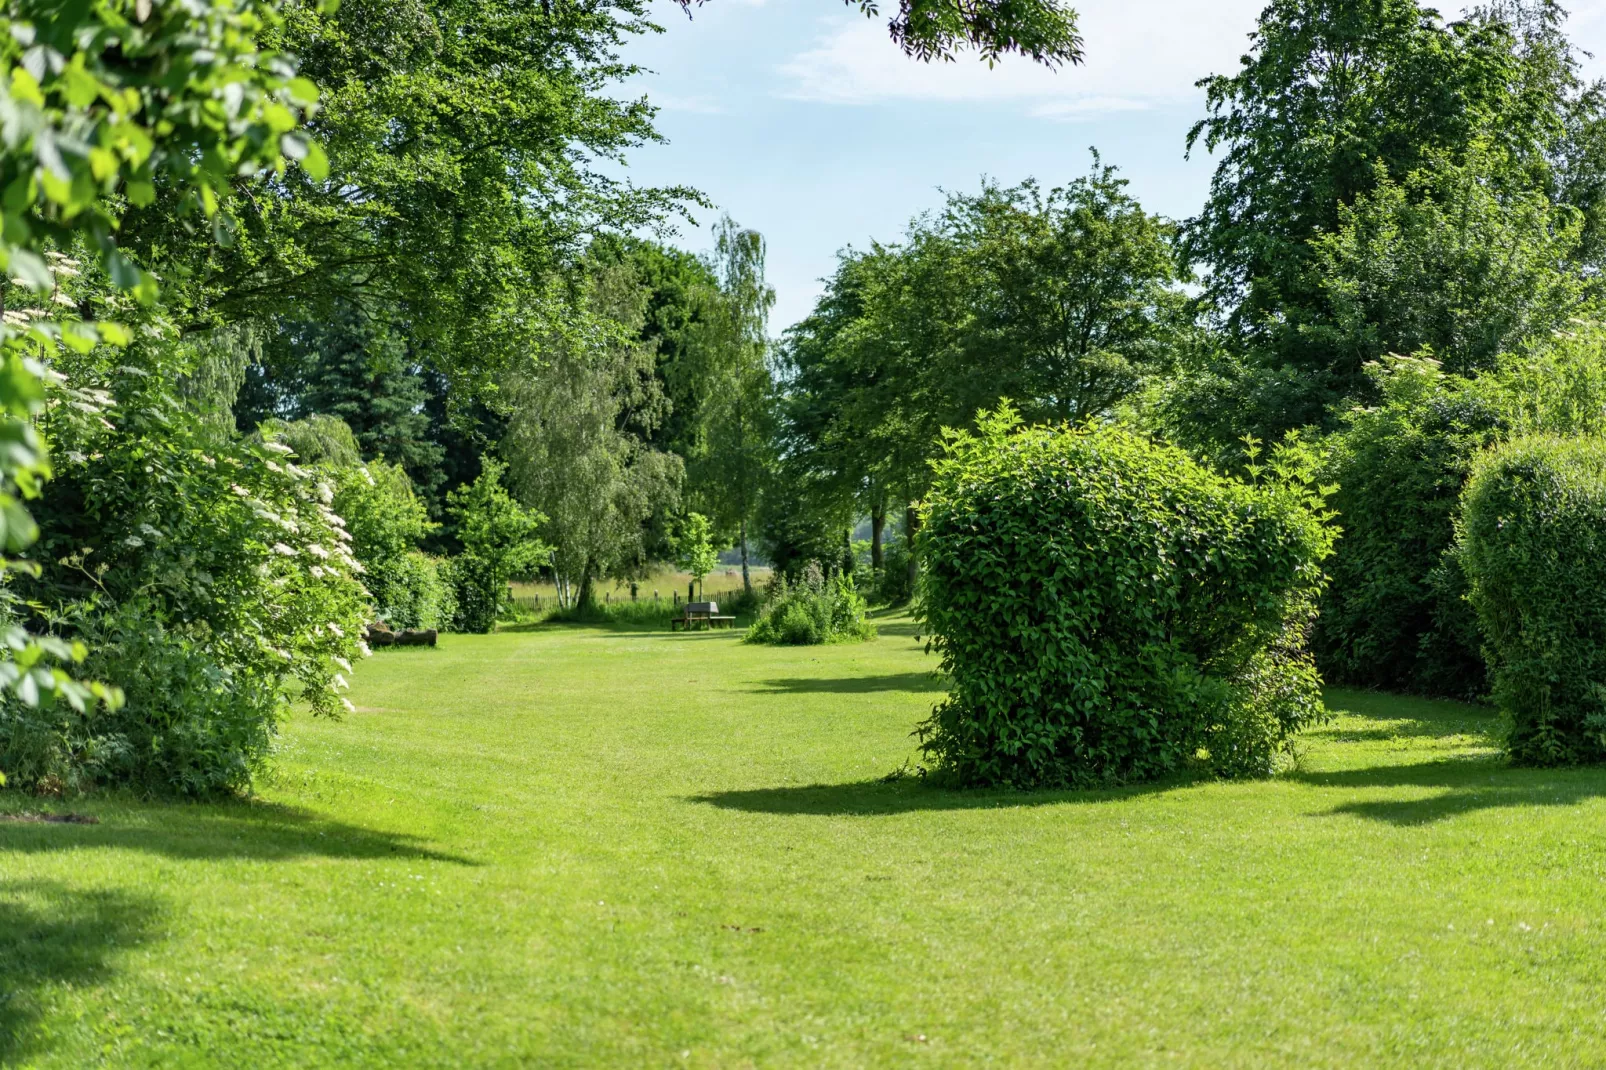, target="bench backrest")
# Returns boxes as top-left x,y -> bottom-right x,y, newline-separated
683,602 -> 718,617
